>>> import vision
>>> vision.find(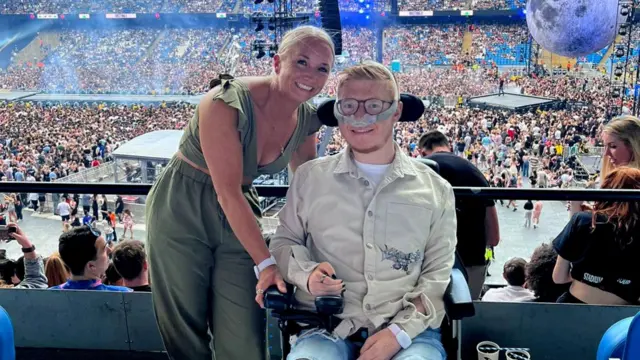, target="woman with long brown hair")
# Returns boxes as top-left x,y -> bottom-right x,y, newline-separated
553,166 -> 640,305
